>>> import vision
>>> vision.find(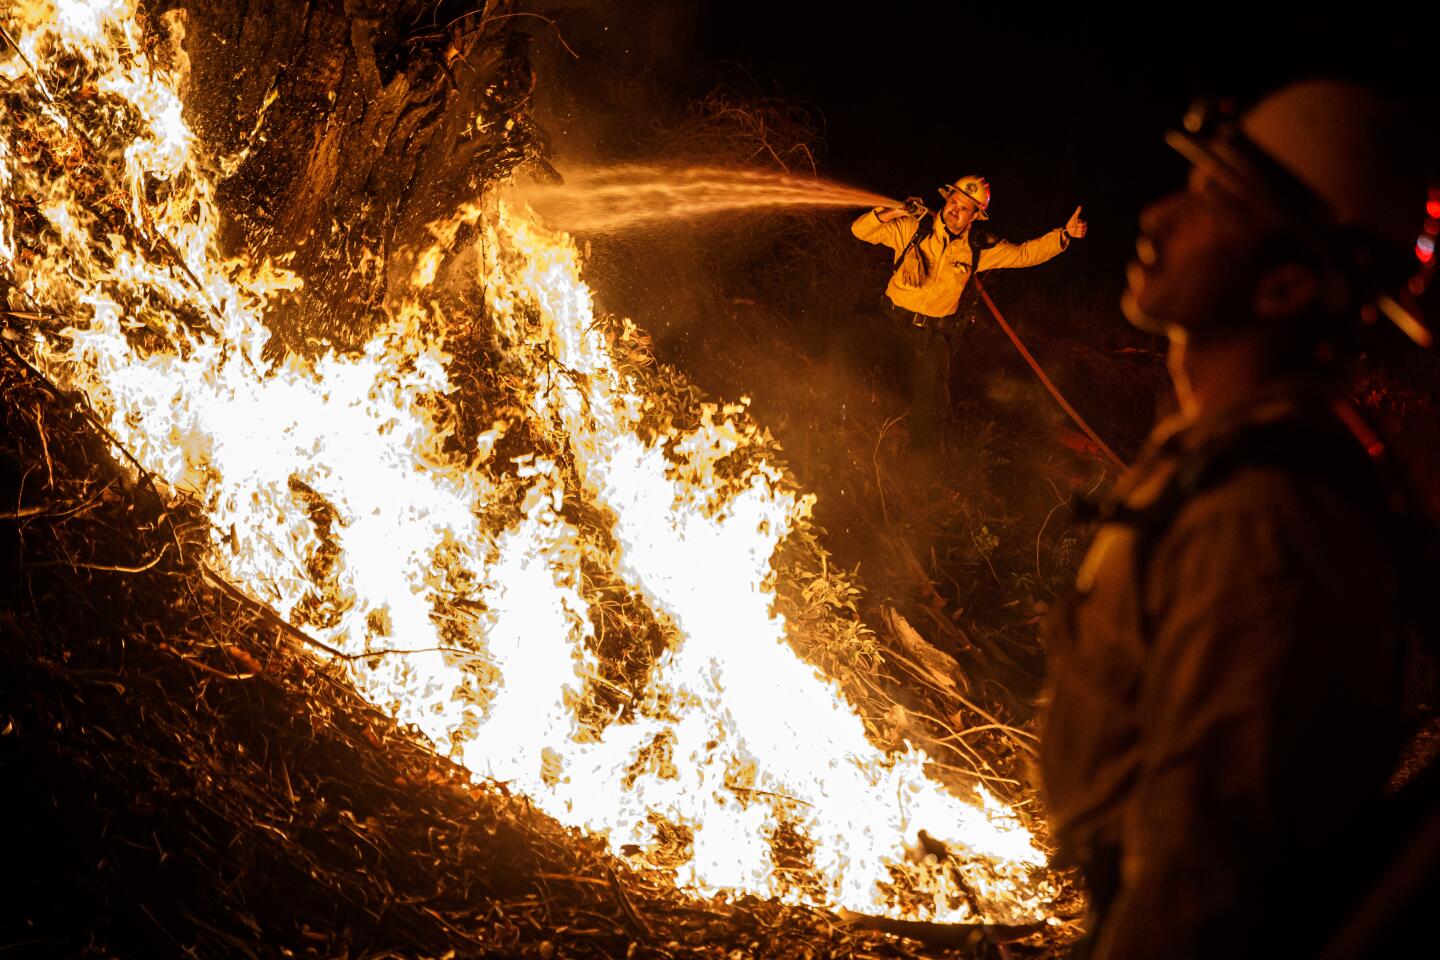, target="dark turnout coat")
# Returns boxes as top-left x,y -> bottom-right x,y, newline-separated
1040,383 -> 1409,960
